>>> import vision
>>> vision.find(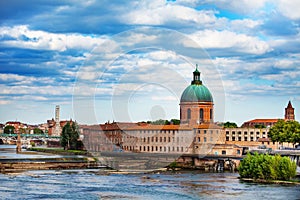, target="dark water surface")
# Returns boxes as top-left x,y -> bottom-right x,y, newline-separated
0,169 -> 299,200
